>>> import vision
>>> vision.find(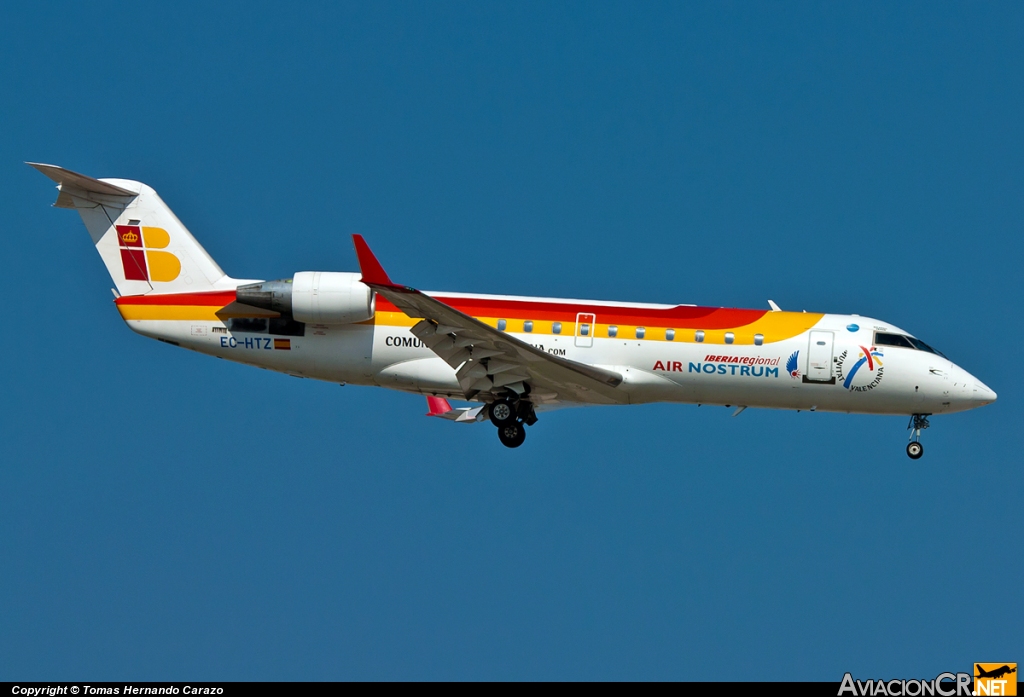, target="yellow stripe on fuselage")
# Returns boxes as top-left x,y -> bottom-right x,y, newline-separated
117,303 -> 823,346
116,306 -> 276,321
371,310 -> 823,345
